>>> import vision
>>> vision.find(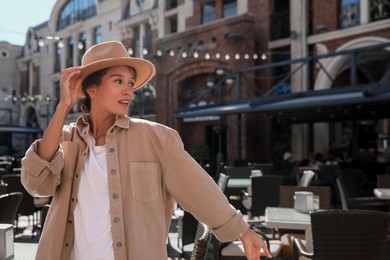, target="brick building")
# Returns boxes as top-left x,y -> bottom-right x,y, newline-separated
3,0 -> 390,173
